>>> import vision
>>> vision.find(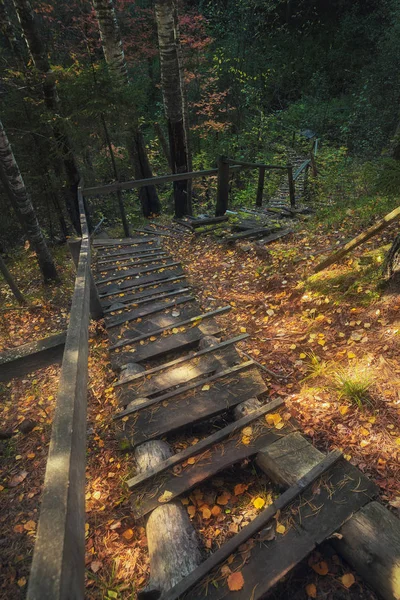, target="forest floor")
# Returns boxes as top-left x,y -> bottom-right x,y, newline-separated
0,200 -> 399,599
